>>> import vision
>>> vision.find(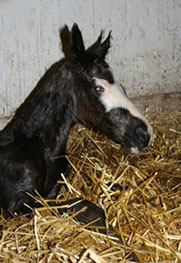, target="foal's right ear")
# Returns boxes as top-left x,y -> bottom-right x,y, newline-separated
71,23 -> 85,57
92,31 -> 111,60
